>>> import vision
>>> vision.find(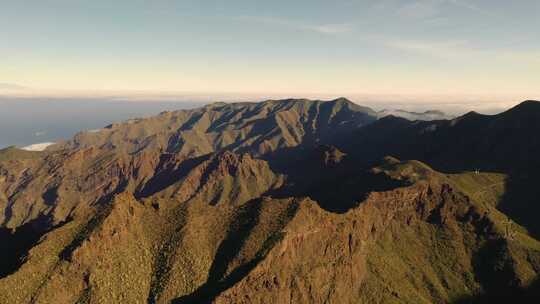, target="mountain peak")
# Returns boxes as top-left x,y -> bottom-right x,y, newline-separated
330,97 -> 353,103
520,99 -> 540,104
507,100 -> 540,112
496,100 -> 540,121
205,101 -> 228,108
